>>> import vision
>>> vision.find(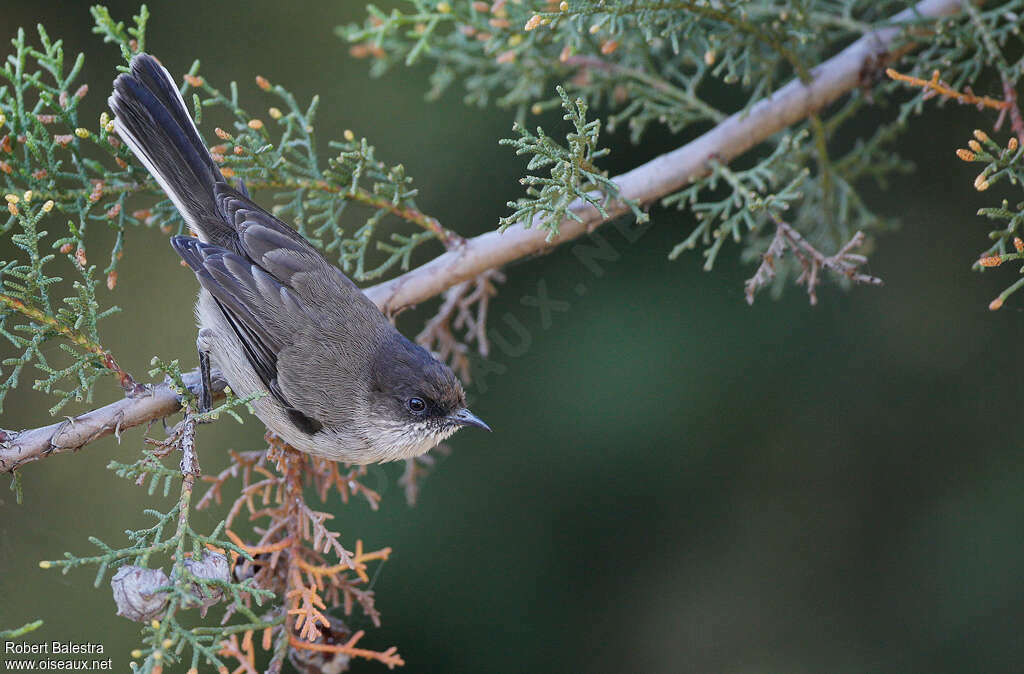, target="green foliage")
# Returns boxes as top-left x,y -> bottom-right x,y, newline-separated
148,355 -> 261,423
339,1 -> 903,124
0,620 -> 43,639
665,132 -> 807,269
956,131 -> 1024,308
499,85 -> 646,239
896,0 -> 1024,120
338,0 -> 927,298
0,200 -> 121,414
0,18 -> 143,280
885,0 -> 1024,310
177,67 -> 451,280
338,0 -> 1024,306
90,4 -> 149,63
9,469 -> 23,503
0,10 -> 151,416
44,442 -> 276,673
